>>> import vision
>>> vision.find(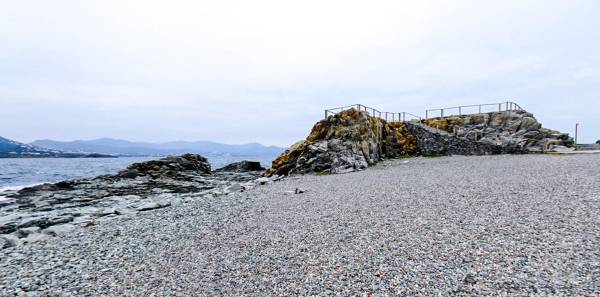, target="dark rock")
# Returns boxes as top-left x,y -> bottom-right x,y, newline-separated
464,274 -> 477,284
55,181 -> 74,190
420,111 -> 574,153
0,221 -> 17,234
16,183 -> 59,196
404,122 -> 504,156
214,161 -> 265,173
119,154 -> 211,179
